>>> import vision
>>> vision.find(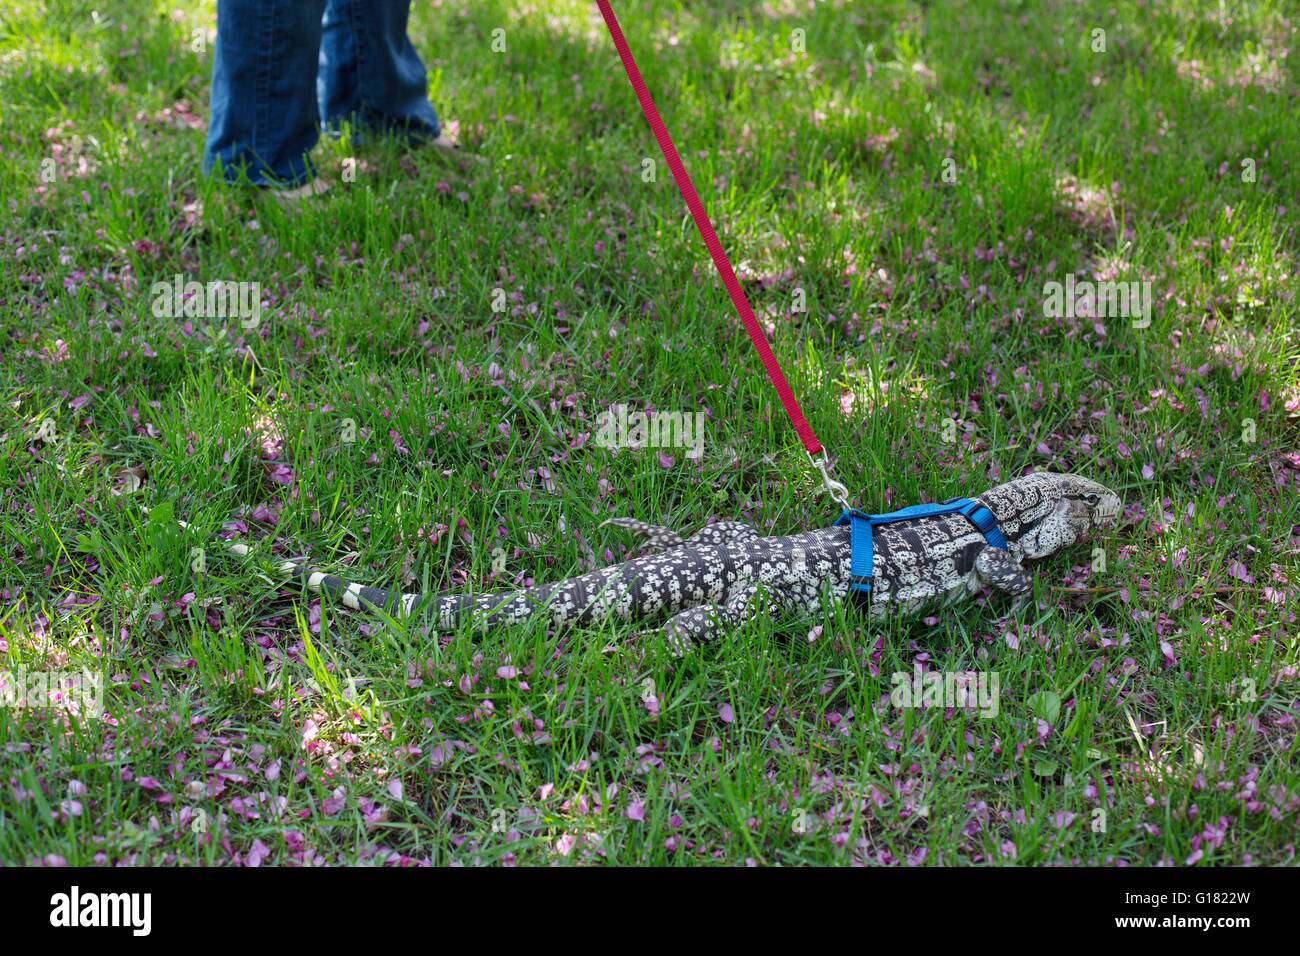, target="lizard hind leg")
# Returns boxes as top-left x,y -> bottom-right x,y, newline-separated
662,581 -> 761,655
601,517 -> 686,554
686,520 -> 760,547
